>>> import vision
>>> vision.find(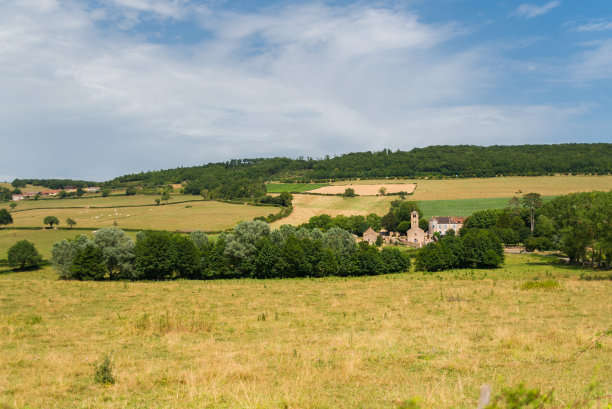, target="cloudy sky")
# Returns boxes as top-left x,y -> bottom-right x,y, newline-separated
1,0 -> 611,181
